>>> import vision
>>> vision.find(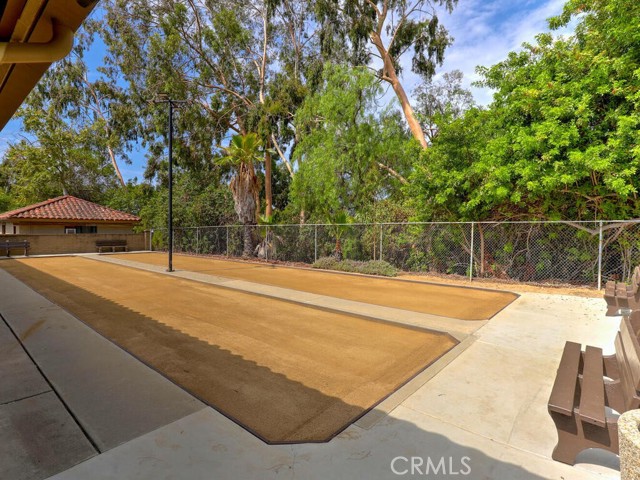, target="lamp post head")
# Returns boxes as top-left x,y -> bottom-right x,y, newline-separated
153,92 -> 170,103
